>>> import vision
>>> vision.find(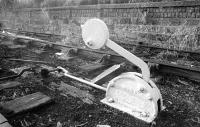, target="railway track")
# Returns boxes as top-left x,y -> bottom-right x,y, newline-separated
3,28 -> 66,42
117,42 -> 200,55
2,29 -> 200,82
5,28 -> 200,55
1,31 -> 199,127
